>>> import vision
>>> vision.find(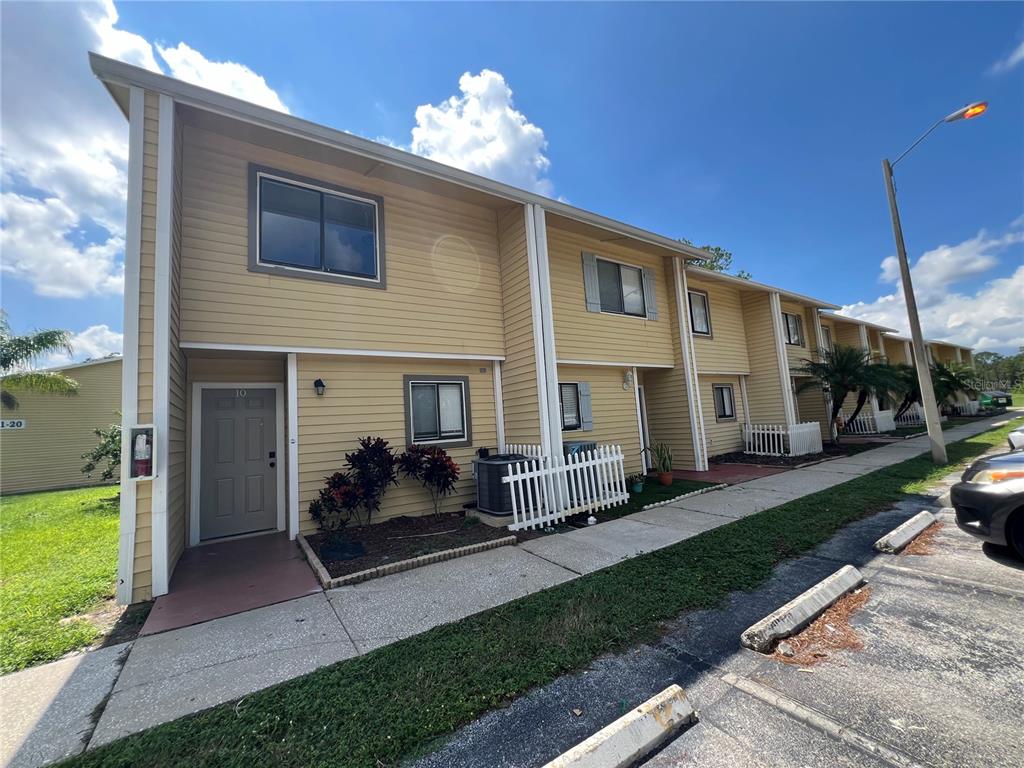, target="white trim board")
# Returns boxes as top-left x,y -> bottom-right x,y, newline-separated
189,382 -> 287,547
150,93 -> 174,598
286,354 -> 300,539
116,85 -> 145,605
179,341 -> 504,362
557,359 -> 674,369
